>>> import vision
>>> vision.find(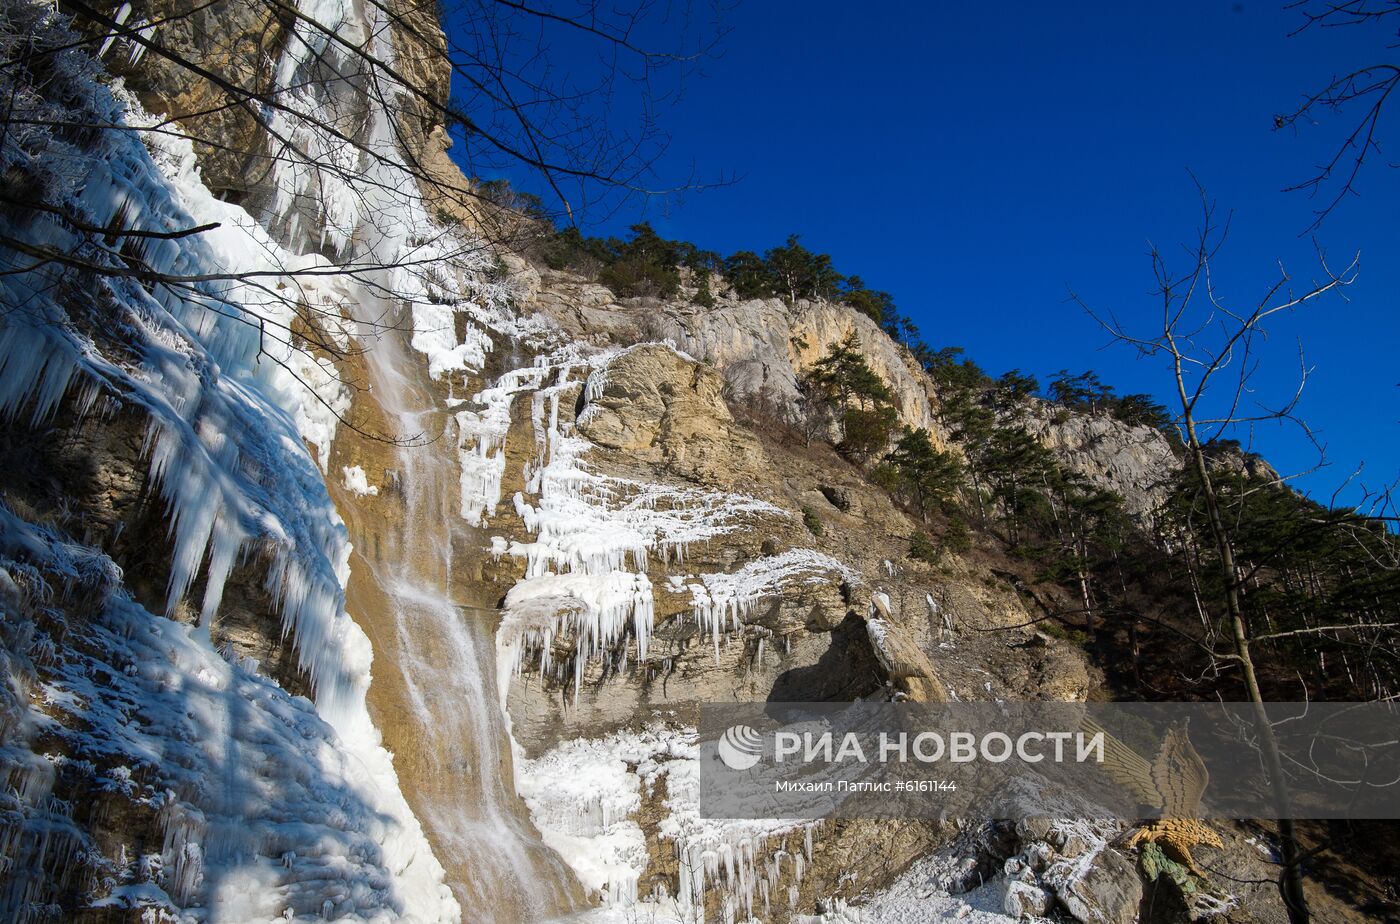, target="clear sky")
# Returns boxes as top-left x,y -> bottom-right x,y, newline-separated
466,2 -> 1400,508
